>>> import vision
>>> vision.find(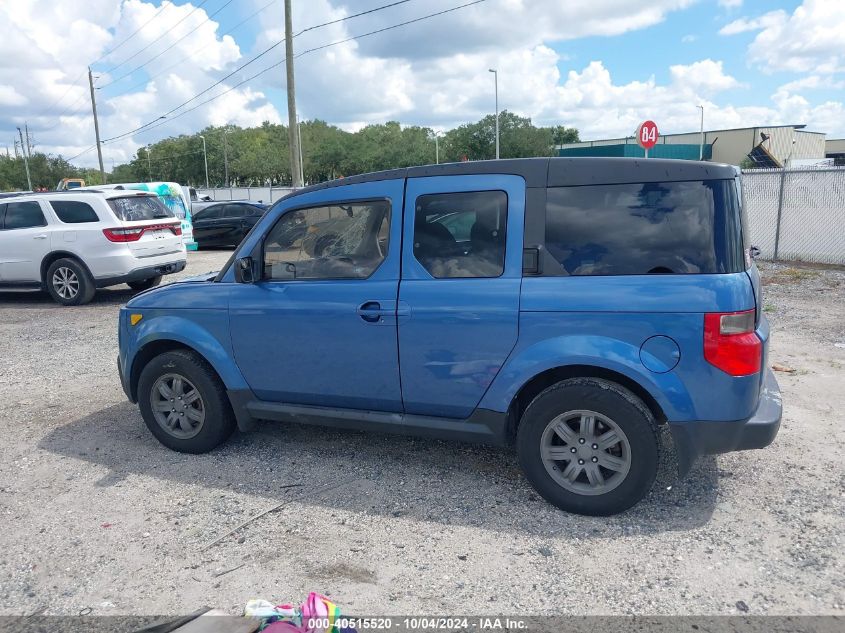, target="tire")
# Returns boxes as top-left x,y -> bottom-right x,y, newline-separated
128,276 -> 162,292
137,350 -> 236,453
45,258 -> 96,306
517,377 -> 660,516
